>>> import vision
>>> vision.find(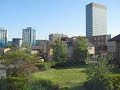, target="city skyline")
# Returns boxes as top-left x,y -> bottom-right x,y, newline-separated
0,0 -> 120,40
